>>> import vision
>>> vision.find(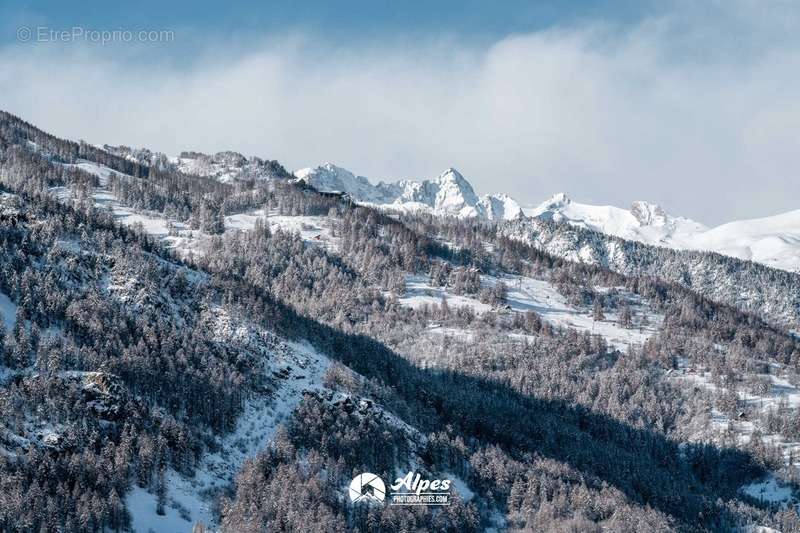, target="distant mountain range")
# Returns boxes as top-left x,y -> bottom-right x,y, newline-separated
293,162 -> 800,273
522,192 -> 800,273
95,146 -> 800,274
293,163 -> 523,221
